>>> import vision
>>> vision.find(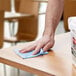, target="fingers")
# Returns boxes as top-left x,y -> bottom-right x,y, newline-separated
20,44 -> 36,53
43,41 -> 54,52
19,37 -> 54,55
43,42 -> 52,52
32,43 -> 45,55
33,40 -> 54,55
